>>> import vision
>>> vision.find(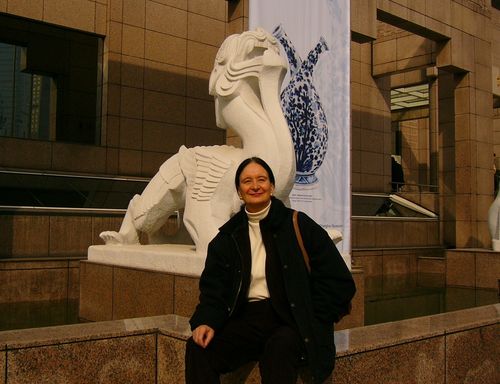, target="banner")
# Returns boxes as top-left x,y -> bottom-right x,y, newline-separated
249,0 -> 351,262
